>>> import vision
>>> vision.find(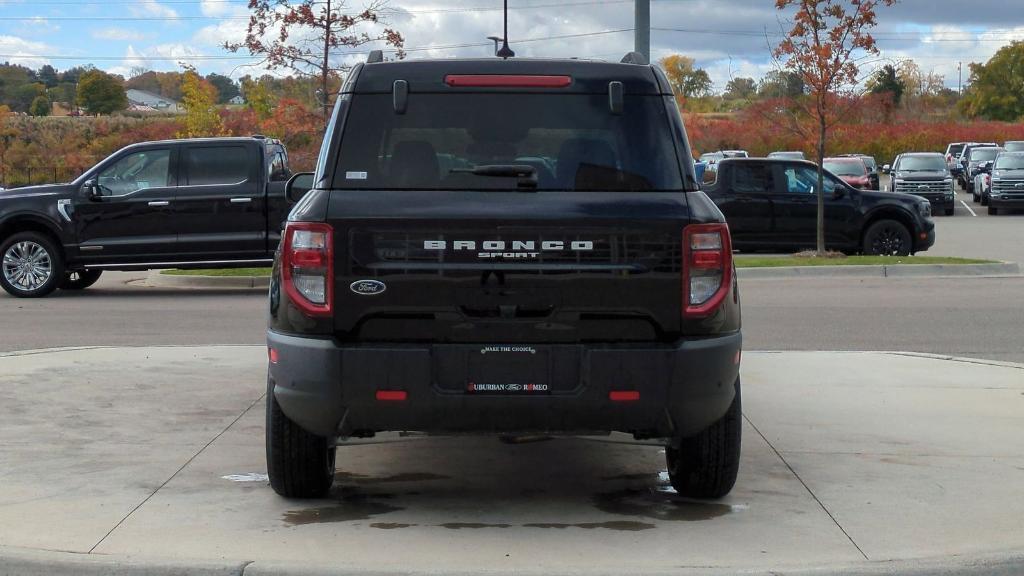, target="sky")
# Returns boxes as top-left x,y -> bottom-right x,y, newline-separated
1,0 -> 1024,91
